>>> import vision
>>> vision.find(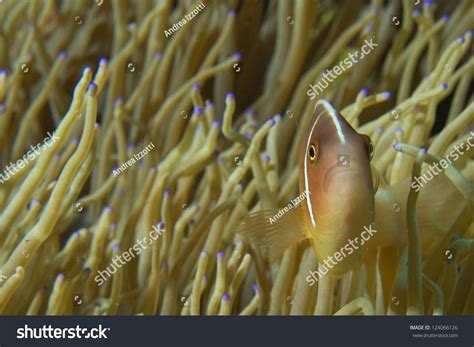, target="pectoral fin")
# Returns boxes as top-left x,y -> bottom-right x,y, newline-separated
235,206 -> 309,263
